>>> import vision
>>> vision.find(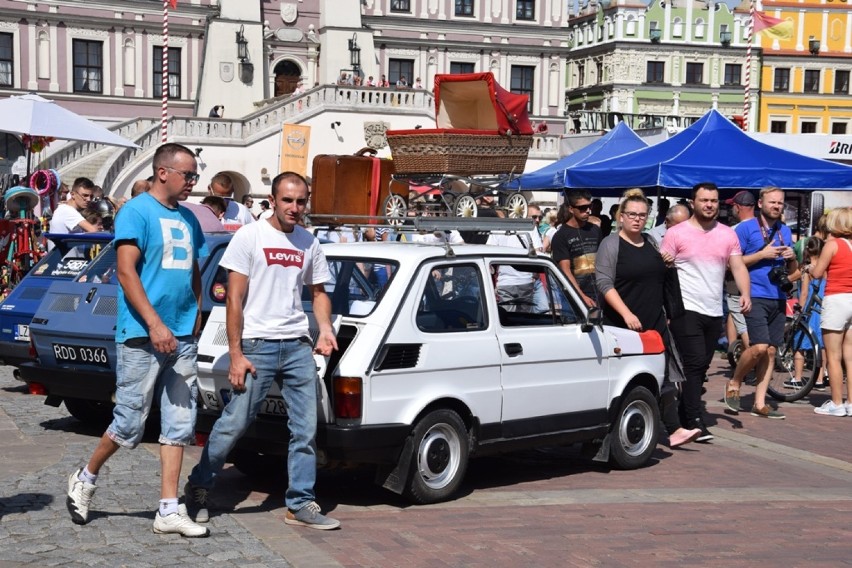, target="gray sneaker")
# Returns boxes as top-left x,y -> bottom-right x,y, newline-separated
184,481 -> 210,523
66,468 -> 97,525
284,501 -> 340,530
153,504 -> 210,538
